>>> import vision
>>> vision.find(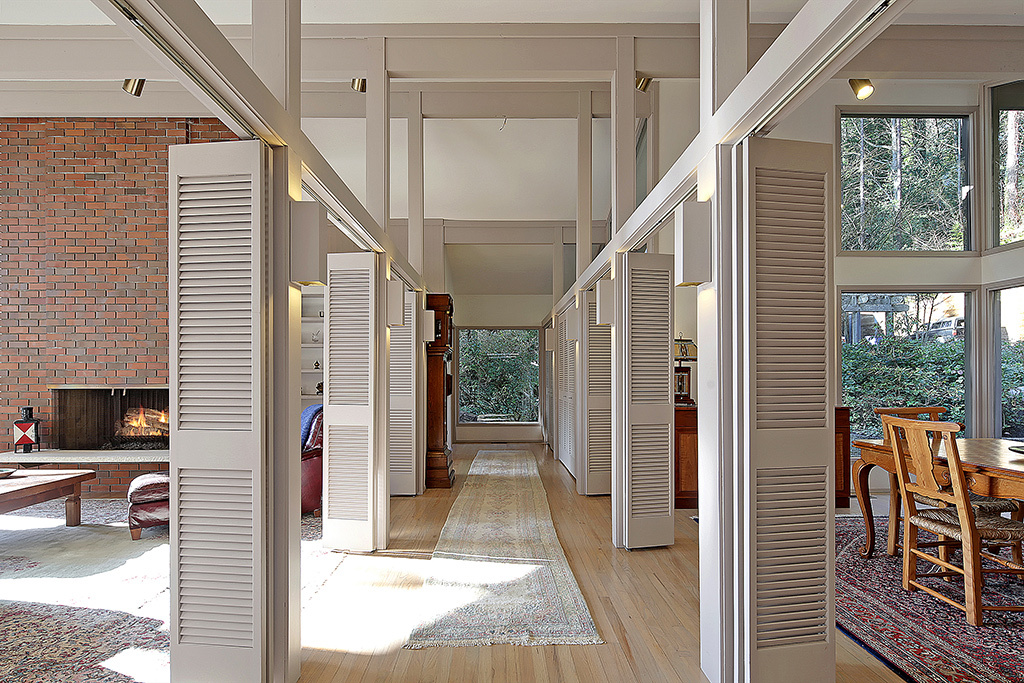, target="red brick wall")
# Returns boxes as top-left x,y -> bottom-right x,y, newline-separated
37,461 -> 168,498
0,117 -> 236,461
